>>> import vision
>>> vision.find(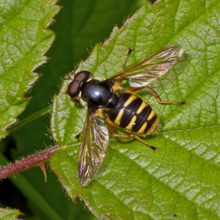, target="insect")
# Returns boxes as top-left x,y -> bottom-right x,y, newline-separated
67,45 -> 186,186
